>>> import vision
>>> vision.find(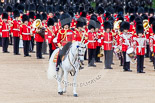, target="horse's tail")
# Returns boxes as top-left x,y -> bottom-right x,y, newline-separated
47,48 -> 59,80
